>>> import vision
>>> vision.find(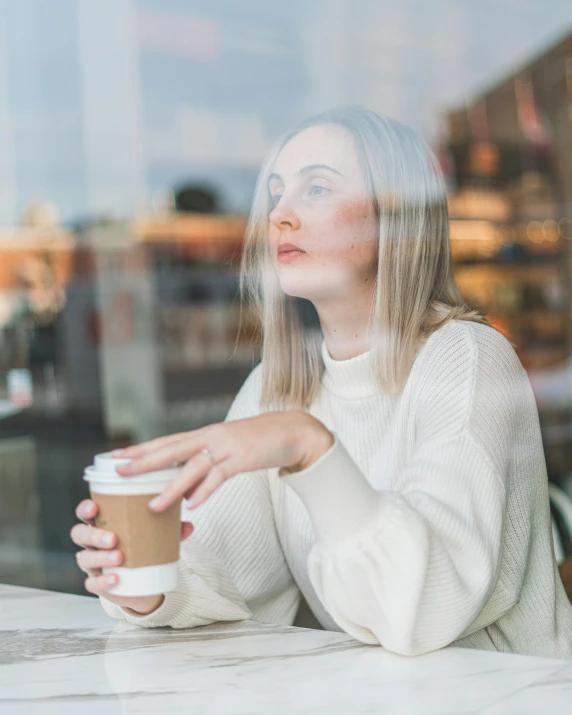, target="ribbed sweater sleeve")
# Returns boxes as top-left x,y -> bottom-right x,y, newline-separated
283,324 -> 522,656
99,364 -> 300,629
